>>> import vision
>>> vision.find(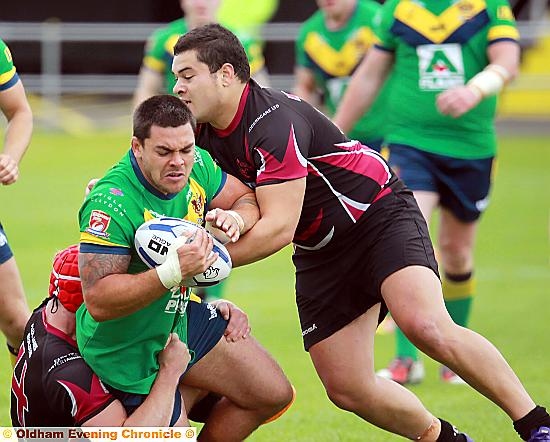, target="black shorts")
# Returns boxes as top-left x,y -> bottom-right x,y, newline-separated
387,144 -> 494,222
106,298 -> 227,421
293,187 -> 439,351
